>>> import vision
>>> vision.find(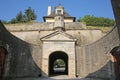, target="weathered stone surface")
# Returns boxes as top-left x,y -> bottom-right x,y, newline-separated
0,0 -> 120,80
0,22 -> 41,80
5,22 -> 86,31
76,27 -> 119,79
41,31 -> 76,78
